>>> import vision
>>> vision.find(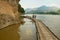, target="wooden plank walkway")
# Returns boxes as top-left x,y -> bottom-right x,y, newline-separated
35,19 -> 60,40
